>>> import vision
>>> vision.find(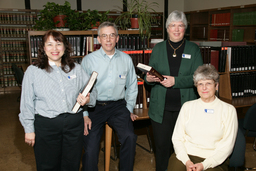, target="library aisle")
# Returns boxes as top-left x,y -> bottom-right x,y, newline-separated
0,91 -> 255,171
